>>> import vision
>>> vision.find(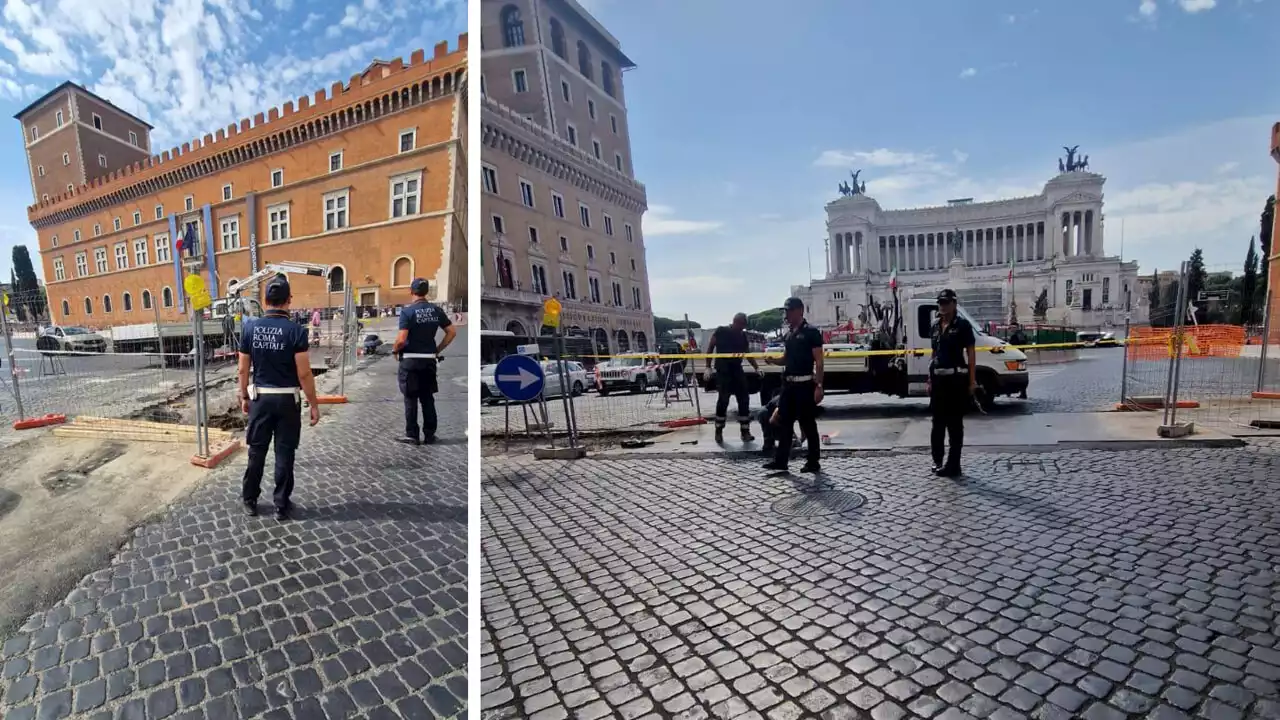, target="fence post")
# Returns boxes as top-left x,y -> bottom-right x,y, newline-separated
0,298 -> 26,422
685,314 -> 702,418
192,309 -> 209,458
1119,314 -> 1131,405
1259,289 -> 1273,393
339,284 -> 353,398
1163,261 -> 1191,427
554,325 -> 577,448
